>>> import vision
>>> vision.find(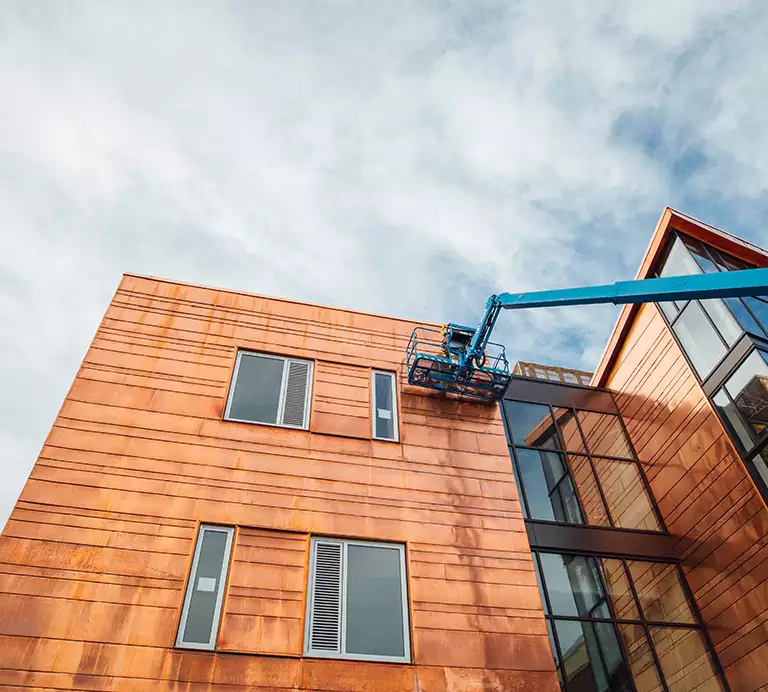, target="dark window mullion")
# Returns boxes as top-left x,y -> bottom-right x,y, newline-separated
621,558 -> 671,692
501,404 -> 535,520
591,558 -> 639,692
611,404 -> 668,533
571,413 -> 616,528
